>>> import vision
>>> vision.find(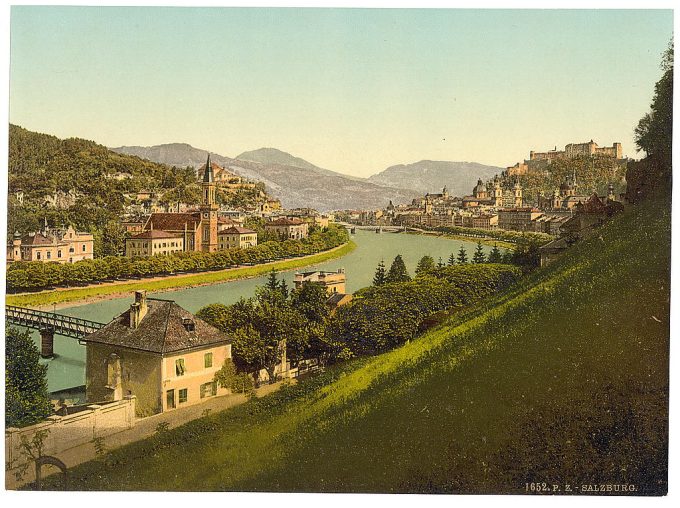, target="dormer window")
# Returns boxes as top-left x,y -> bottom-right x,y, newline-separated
183,318 -> 195,332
